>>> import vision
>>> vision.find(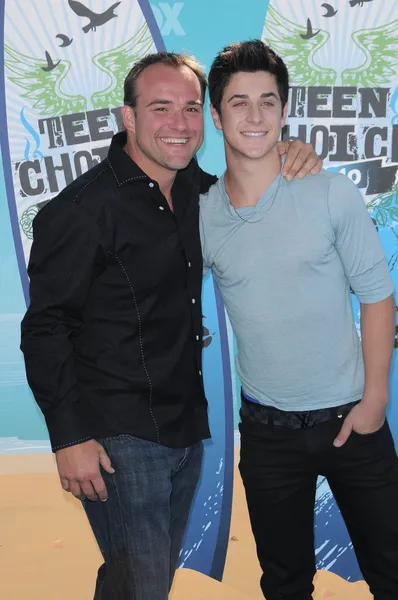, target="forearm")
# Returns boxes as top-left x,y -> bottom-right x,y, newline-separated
360,294 -> 396,405
21,324 -> 93,450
